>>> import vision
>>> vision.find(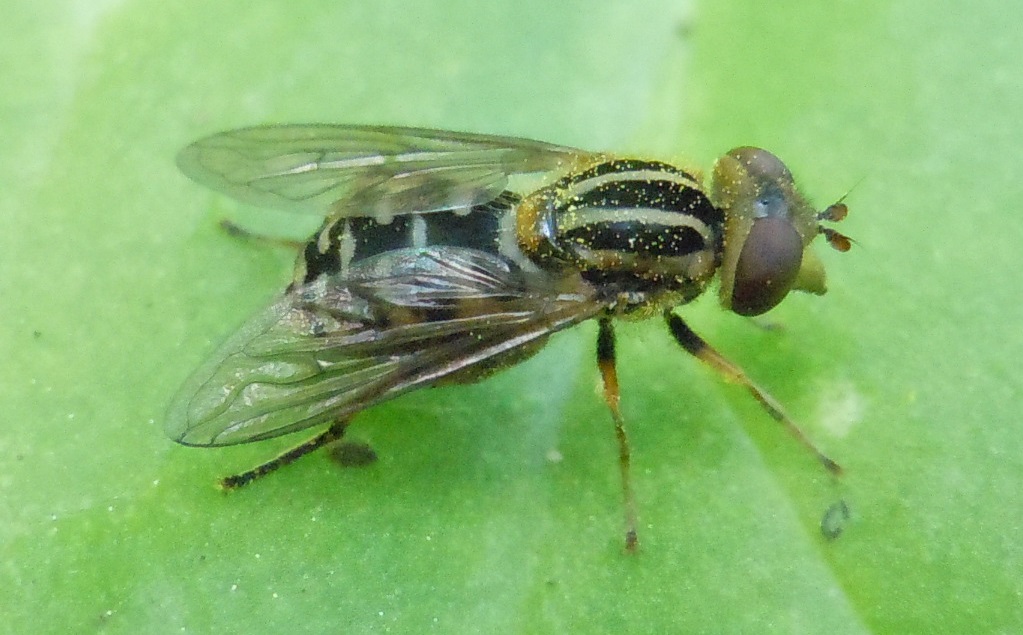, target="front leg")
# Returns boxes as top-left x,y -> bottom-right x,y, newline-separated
664,311 -> 841,475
